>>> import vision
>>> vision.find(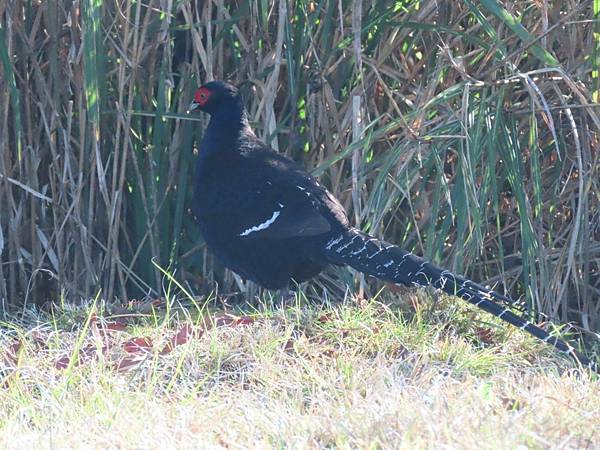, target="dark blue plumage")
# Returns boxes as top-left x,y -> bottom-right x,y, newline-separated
188,80 -> 597,373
